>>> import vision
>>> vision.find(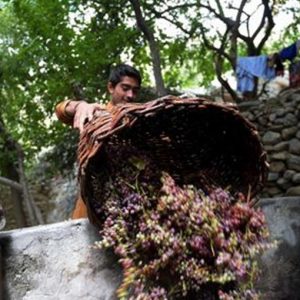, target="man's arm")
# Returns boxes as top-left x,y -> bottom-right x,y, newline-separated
55,100 -> 105,132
